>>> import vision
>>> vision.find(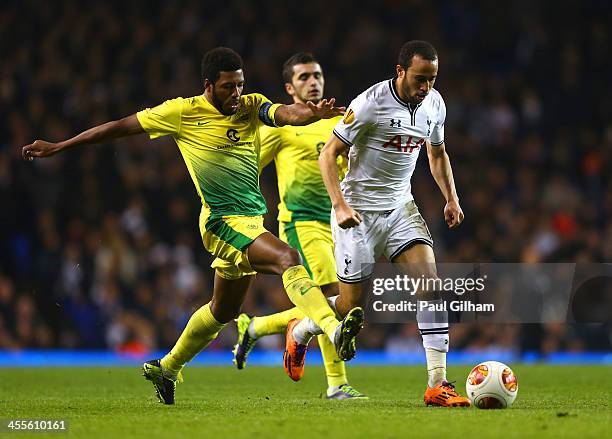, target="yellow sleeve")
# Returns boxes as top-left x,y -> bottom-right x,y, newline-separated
244,93 -> 281,127
258,125 -> 283,172
136,97 -> 184,139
